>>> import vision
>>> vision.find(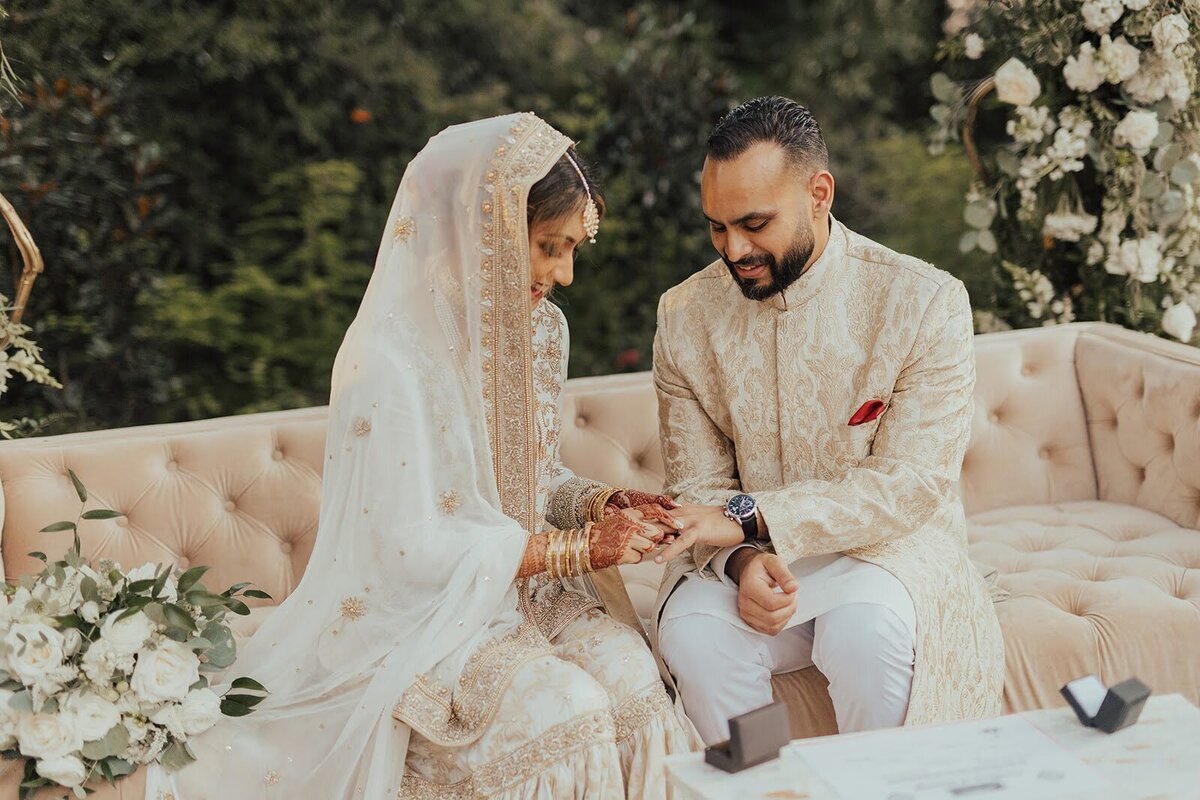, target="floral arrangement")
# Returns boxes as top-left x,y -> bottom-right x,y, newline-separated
1,294 -> 60,439
0,472 -> 267,798
930,0 -> 1199,344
